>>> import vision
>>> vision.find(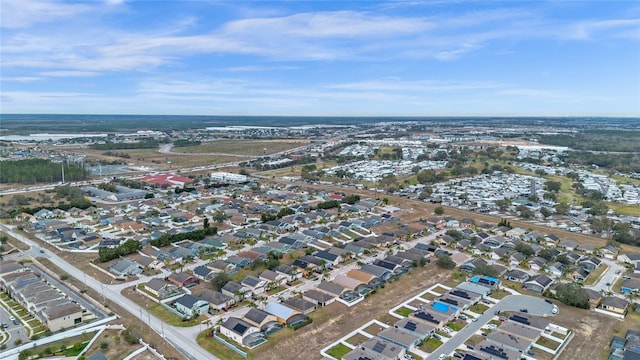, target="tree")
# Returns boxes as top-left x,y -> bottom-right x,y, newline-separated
554,283 -> 589,309
527,194 -> 539,202
203,217 -> 210,229
538,248 -> 555,261
543,192 -> 557,201
473,264 -> 498,278
540,207 -> 552,218
516,205 -> 534,219
544,181 -> 562,193
436,255 -> 456,269
211,273 -> 231,291
434,206 -> 444,215
495,198 -> 511,211
498,218 -> 512,228
211,211 -> 229,223
515,242 -> 535,256
555,202 -> 570,215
